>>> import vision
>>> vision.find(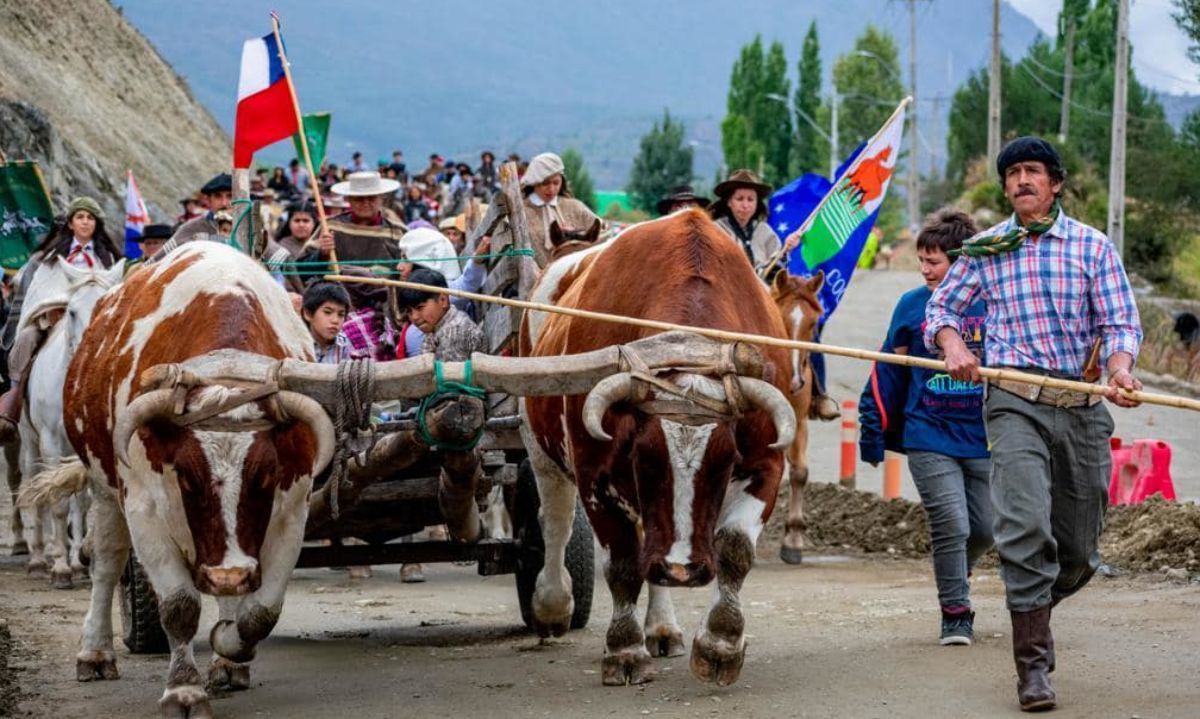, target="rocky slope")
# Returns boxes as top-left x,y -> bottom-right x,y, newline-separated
0,0 -> 230,222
